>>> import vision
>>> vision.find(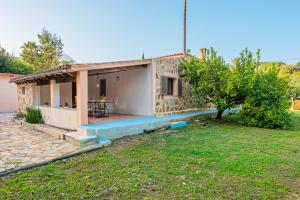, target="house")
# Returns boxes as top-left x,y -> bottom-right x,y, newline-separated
0,73 -> 22,113
10,52 -> 207,131
293,97 -> 300,110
